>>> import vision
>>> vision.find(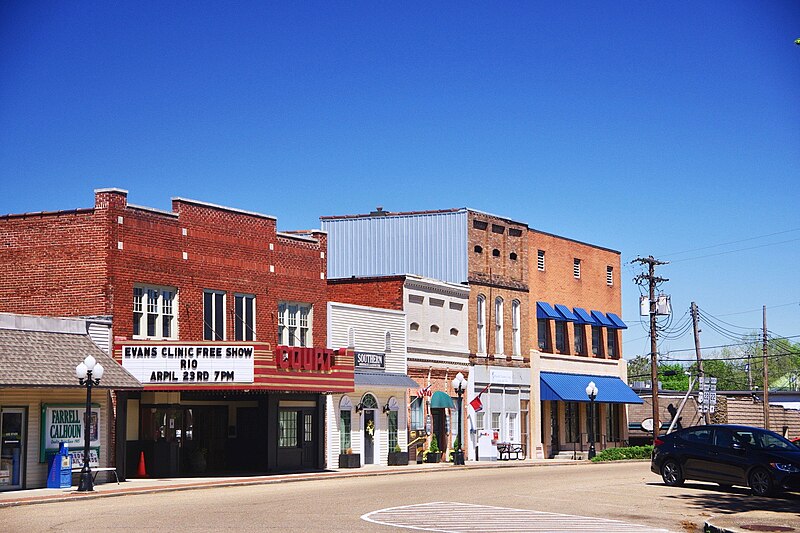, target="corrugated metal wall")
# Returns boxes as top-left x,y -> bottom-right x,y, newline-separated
322,210 -> 469,283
